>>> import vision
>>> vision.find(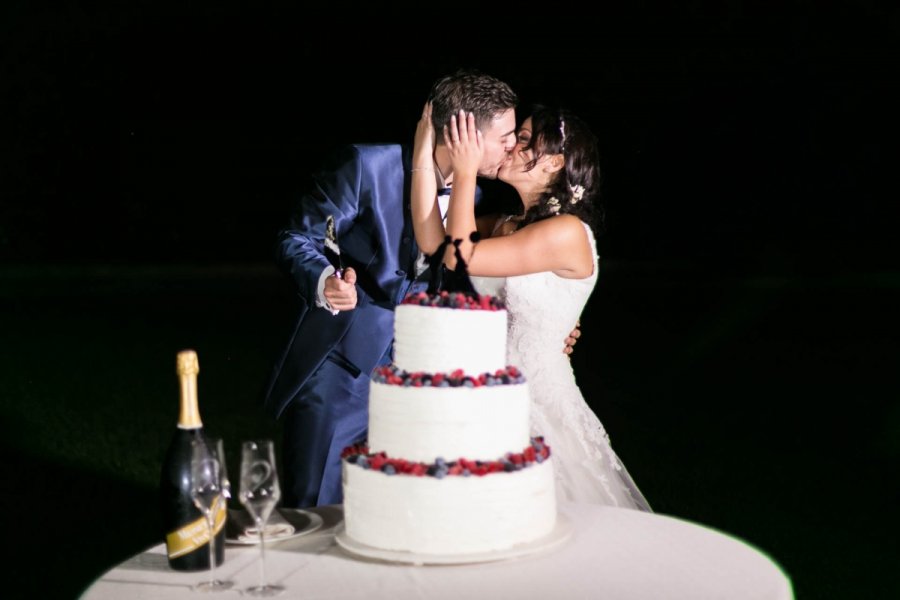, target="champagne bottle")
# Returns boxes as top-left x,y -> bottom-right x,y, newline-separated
159,350 -> 226,571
